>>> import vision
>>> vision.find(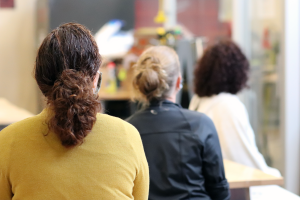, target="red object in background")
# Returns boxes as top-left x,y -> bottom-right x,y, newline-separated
0,0 -> 14,8
262,28 -> 271,49
107,62 -> 116,69
134,0 -> 230,42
